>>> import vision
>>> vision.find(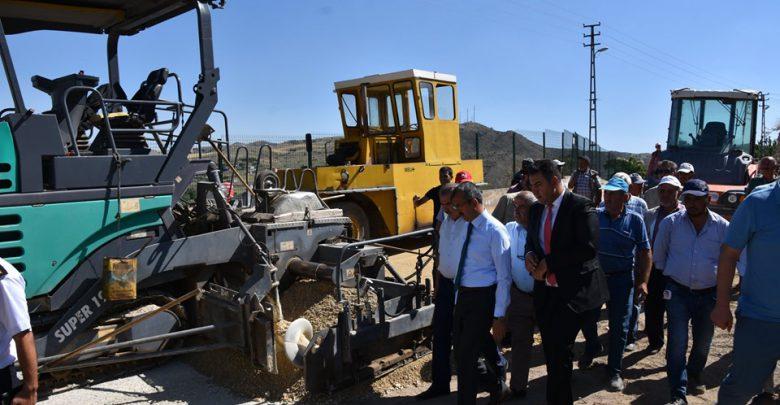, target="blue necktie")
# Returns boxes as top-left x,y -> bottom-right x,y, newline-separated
454,222 -> 474,293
